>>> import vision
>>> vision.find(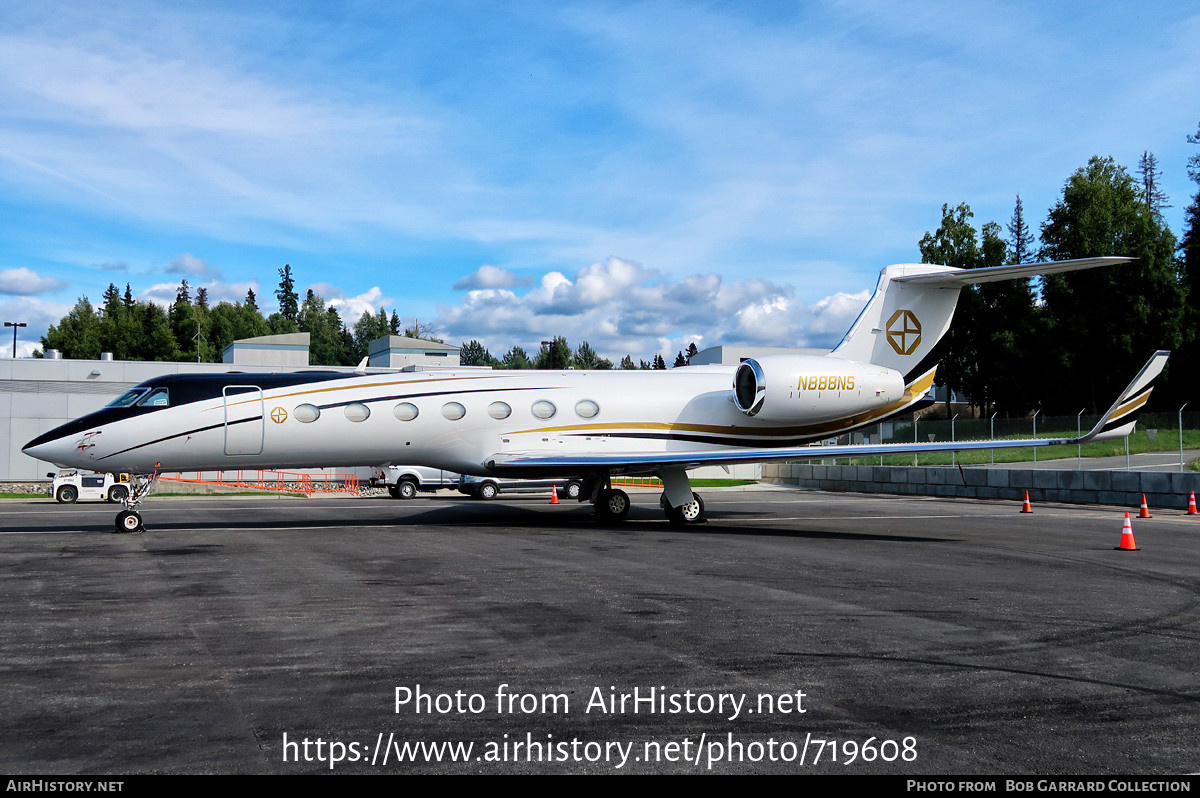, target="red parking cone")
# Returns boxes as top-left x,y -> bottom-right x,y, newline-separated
1115,512 -> 1139,551
1020,491 -> 1032,513
550,485 -> 559,504
1187,491 -> 1197,515
1138,493 -> 1151,519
